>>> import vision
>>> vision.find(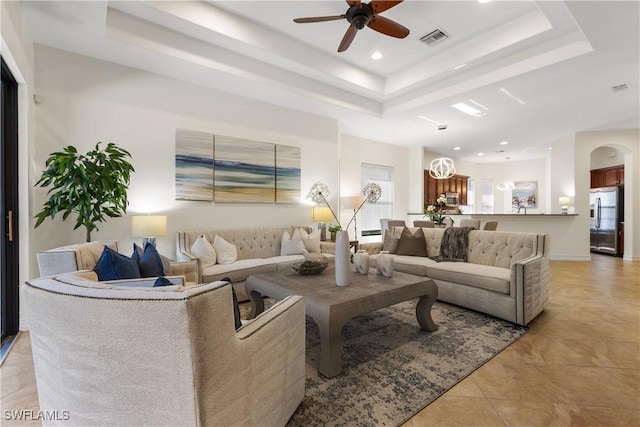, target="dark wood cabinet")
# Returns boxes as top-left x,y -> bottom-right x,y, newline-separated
591,165 -> 624,188
423,171 -> 469,207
